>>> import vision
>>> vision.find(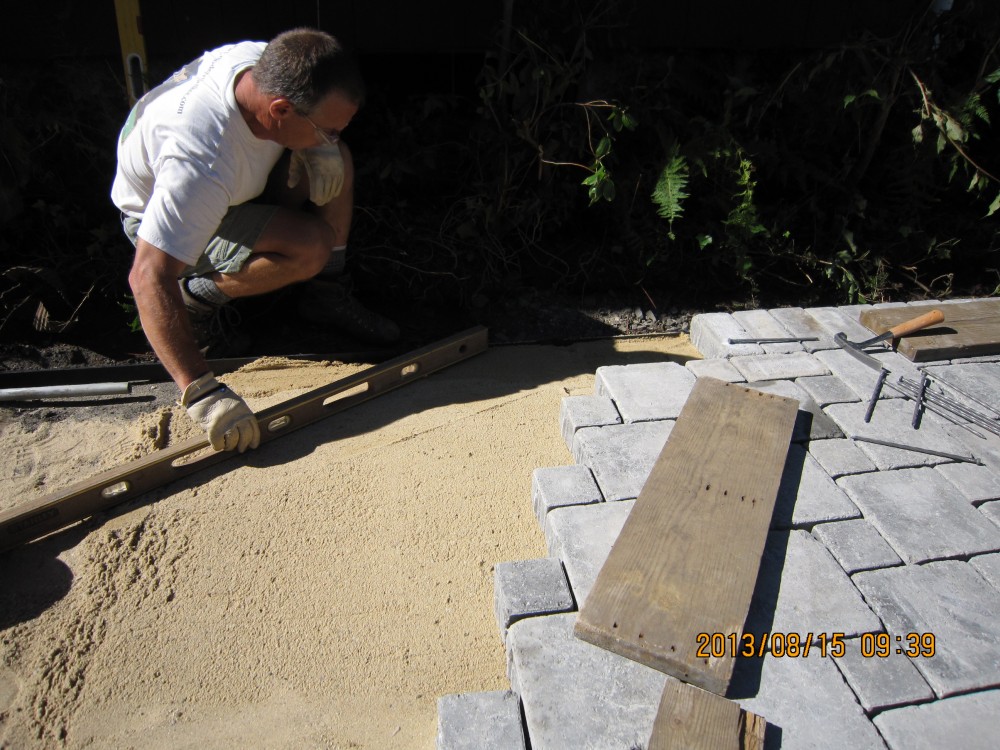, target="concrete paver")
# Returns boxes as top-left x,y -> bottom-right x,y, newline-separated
834,639 -> 935,712
839,468 -> 1000,564
732,308 -> 805,354
773,445 -> 861,528
795,374 -> 861,406
874,690 -> 1000,750
684,357 -> 745,382
531,465 -> 603,533
745,379 -> 844,442
812,518 -> 902,574
970,552 -> 1000,592
730,351 -> 831,382
689,312 -> 763,359
807,437 -> 878,478
852,560 -> 1000,697
572,421 -> 673,501
558,394 -> 620,451
767,307 -> 838,352
594,361 -> 695,422
934,462 -> 1000,505
493,558 -> 575,642
436,691 -> 526,750
506,613 -> 666,750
